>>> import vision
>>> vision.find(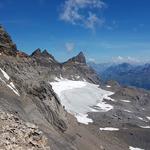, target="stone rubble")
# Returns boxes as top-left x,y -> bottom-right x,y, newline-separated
0,109 -> 50,150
